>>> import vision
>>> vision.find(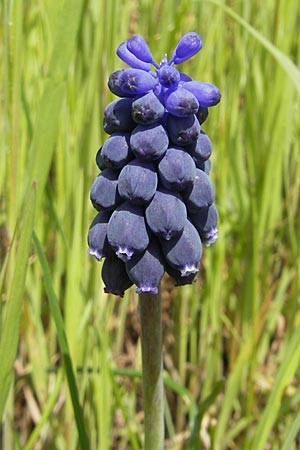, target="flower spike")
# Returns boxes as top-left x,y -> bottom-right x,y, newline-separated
88,32 -> 221,295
